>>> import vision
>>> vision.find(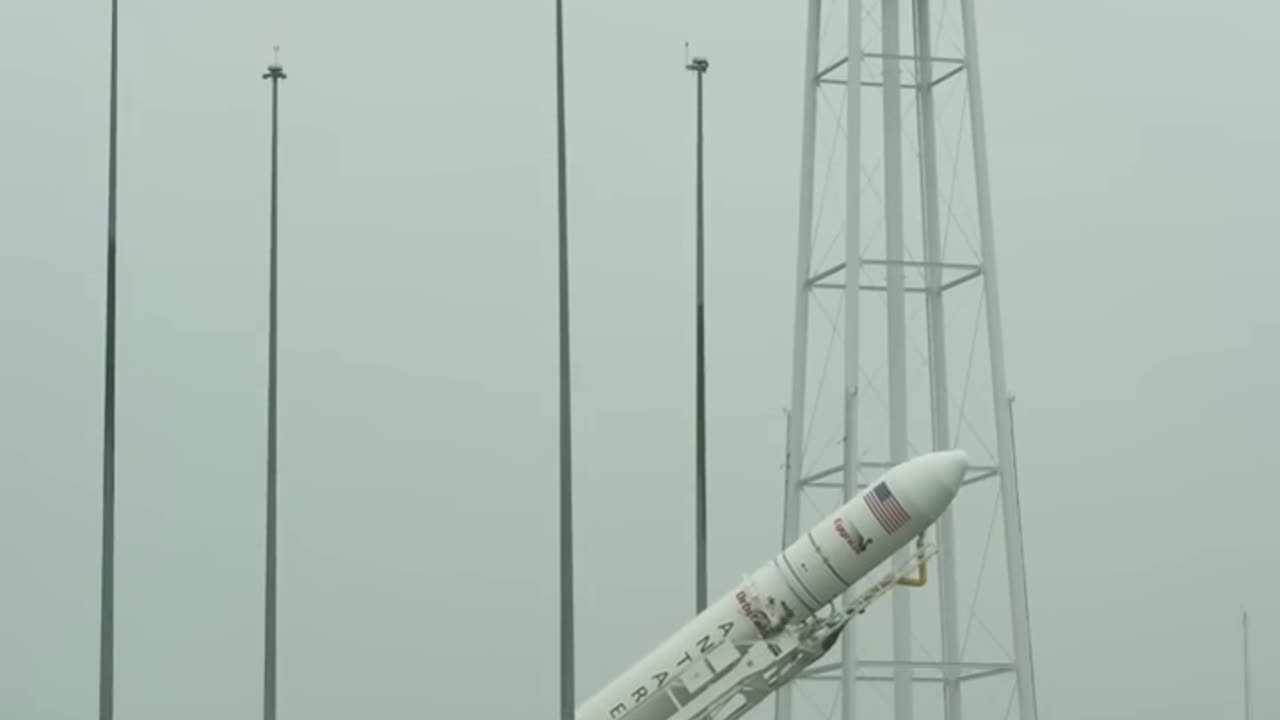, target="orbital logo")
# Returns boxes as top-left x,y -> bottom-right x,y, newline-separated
834,517 -> 871,554
735,590 -> 773,635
